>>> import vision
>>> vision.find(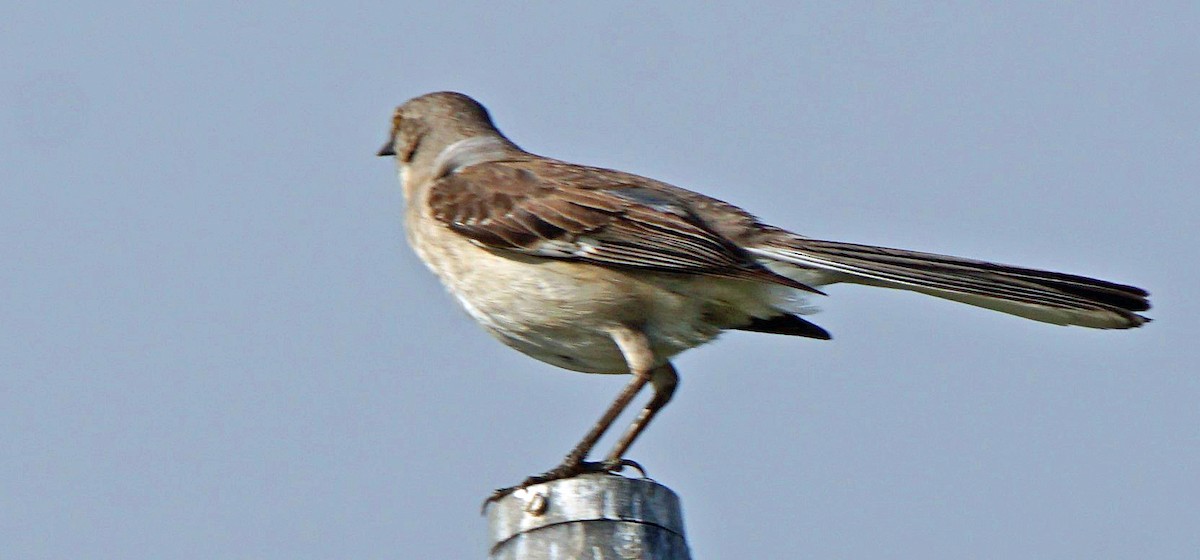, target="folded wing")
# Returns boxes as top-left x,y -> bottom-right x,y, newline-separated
427,161 -> 821,293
